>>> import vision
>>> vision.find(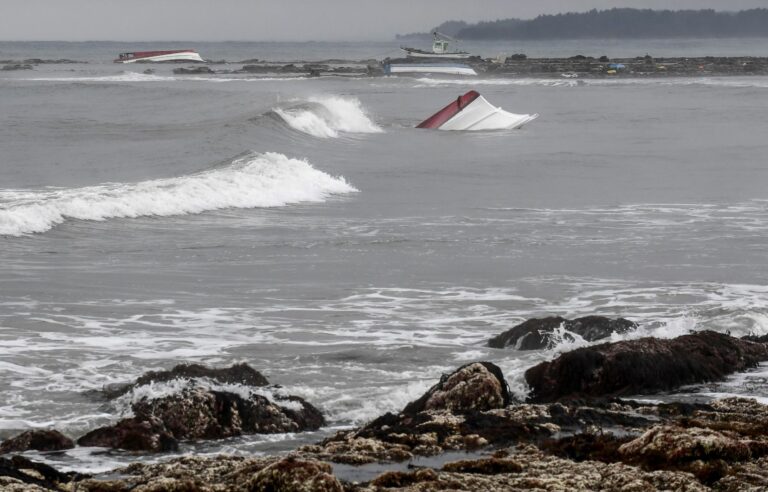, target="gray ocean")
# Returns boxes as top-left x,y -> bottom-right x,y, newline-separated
2,39 -> 768,472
